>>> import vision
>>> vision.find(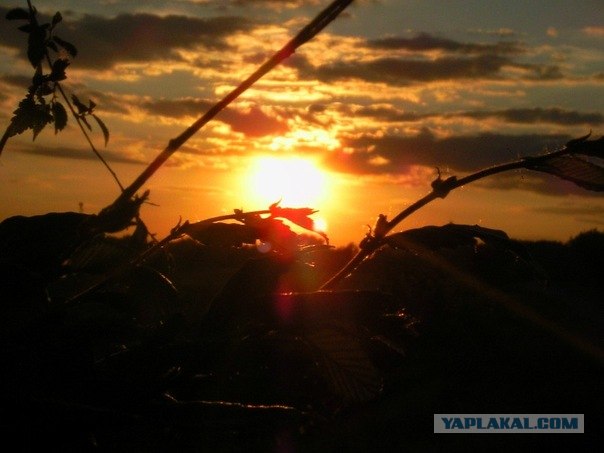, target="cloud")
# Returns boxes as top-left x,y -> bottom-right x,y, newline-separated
294,54 -> 512,85
467,28 -> 518,38
546,27 -> 559,38
532,202 -> 604,224
367,32 -> 523,55
323,129 -> 604,196
0,7 -> 254,70
141,98 -> 289,137
324,128 -> 569,174
582,26 -> 604,38
231,0 -> 320,8
288,28 -> 567,85
0,73 -> 30,89
14,143 -> 147,165
338,104 -> 602,126
459,108 -> 603,126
